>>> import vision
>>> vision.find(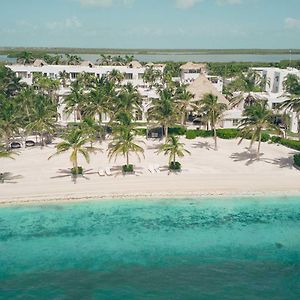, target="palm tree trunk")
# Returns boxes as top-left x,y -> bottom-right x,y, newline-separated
181,113 -> 185,125
257,131 -> 262,159
164,125 -> 168,141
126,151 -> 129,167
173,153 -> 176,164
213,126 -> 218,151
